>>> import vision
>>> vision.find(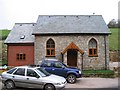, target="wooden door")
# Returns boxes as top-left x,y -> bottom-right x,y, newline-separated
67,49 -> 77,67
